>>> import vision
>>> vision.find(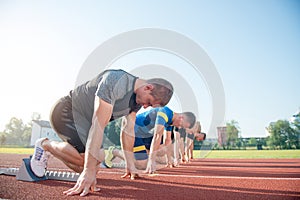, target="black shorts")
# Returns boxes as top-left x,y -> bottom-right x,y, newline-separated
187,133 -> 194,140
50,95 -> 86,153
